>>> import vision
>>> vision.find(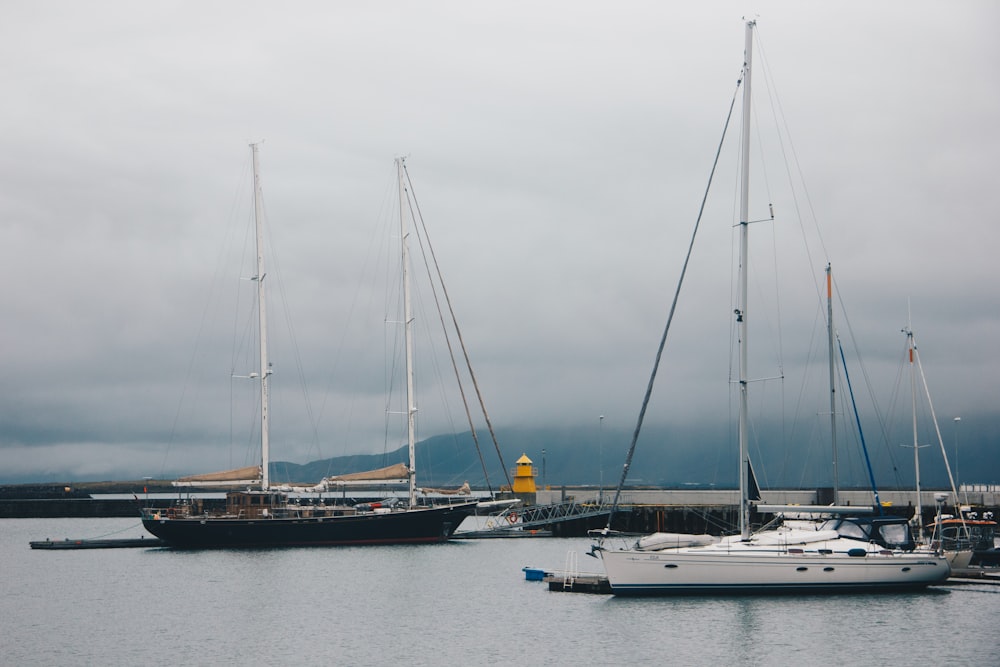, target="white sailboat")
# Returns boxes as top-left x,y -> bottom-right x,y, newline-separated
141,148 -> 478,547
592,21 -> 950,594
